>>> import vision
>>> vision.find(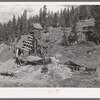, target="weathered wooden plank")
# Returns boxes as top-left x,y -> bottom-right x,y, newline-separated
24,41 -> 33,46
22,45 -> 32,50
